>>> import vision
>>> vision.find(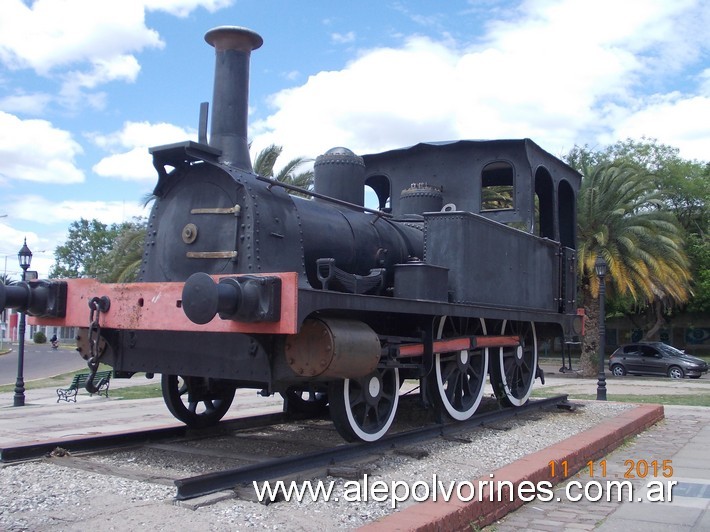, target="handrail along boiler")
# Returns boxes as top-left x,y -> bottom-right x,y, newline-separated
0,26 -> 582,442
